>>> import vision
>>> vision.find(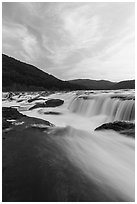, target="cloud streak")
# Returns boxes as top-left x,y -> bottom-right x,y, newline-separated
2,2 -> 135,81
